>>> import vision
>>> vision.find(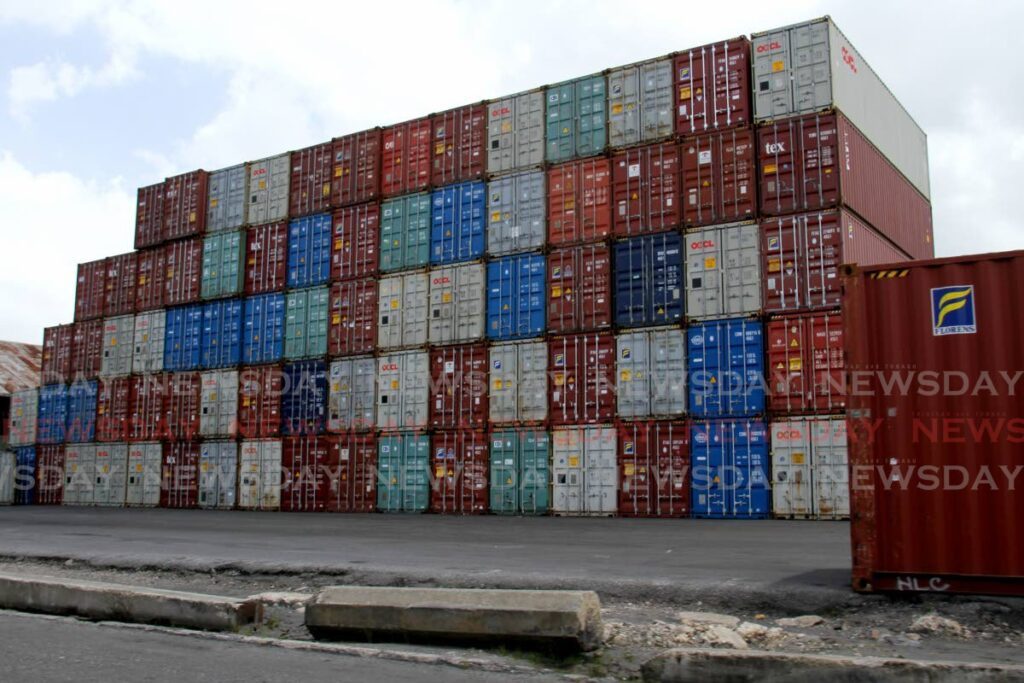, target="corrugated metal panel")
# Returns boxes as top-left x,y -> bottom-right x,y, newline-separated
71,320 -> 103,381
134,182 -> 165,249
547,243 -> 612,333
166,372 -> 201,442
380,193 -> 432,272
549,333 -> 616,425
332,128 -> 382,207
430,343 -> 488,429
63,443 -> 96,506
37,384 -> 68,445
376,271 -> 428,350
36,445 -> 64,505
238,439 -> 281,511
161,441 -> 200,509
381,116 -> 432,197
8,389 -> 38,447
206,164 -> 248,234
376,351 -> 429,431
66,380 -> 97,443
687,318 -> 765,417
674,37 -> 752,135
428,262 -> 486,345
93,443 -> 128,507
546,74 -> 607,162
487,90 -> 545,175
128,374 -> 166,442
431,104 -> 486,186
289,141 -> 333,217
282,360 -> 327,436
0,342 -> 41,397
608,58 -> 673,148
163,305 -> 204,372
135,247 -> 167,312
14,447 -> 36,505
613,232 -> 684,328
767,312 -> 844,414
486,171 -> 546,256
281,436 -> 330,512
200,369 -> 238,438
198,440 -> 237,510
489,429 -> 549,515
42,325 -> 74,386
430,430 -> 489,514
770,417 -> 848,520
287,213 -> 332,288
617,420 -> 690,517
244,221 -> 288,295
547,158 -> 612,246
201,230 -> 245,299
488,340 -> 547,425
284,287 -> 330,360
75,259 -> 106,322
686,222 -> 762,320
487,253 -> 546,341
430,182 -> 486,265
242,293 -> 285,364
246,153 -> 291,225
0,451 -> 13,505
125,442 -> 162,507
616,328 -> 687,418
612,142 -> 680,237
681,128 -> 757,227
331,203 -> 379,282
104,252 -> 138,317
163,170 -> 208,241
377,432 -> 430,513
326,433 -> 377,513
327,356 -> 376,433
201,299 -> 242,369
552,426 -> 617,515
238,366 -> 283,438
96,378 -> 130,443
329,279 -> 377,357
100,315 -> 135,378
132,310 -> 165,374
164,237 -> 203,307
691,418 -> 769,518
